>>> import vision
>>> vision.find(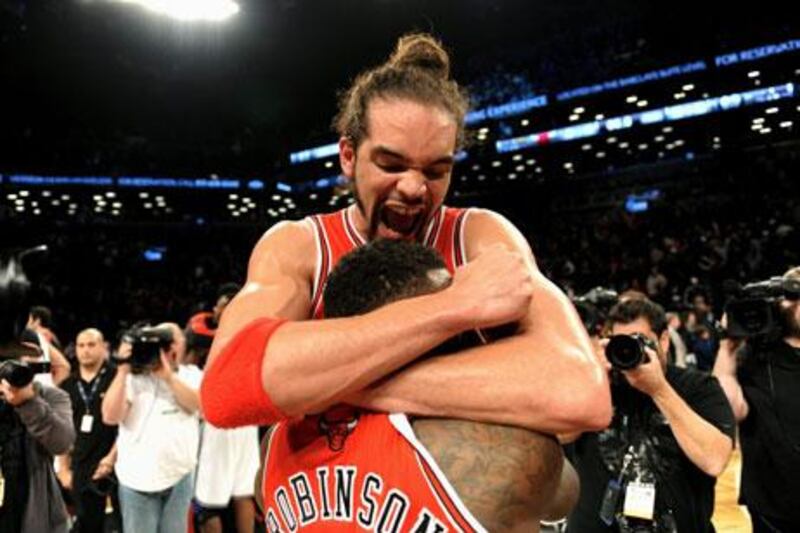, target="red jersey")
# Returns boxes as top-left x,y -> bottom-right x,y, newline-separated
261,206 -> 486,532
